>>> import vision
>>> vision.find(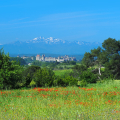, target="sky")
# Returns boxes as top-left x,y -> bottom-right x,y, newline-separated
0,0 -> 120,44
